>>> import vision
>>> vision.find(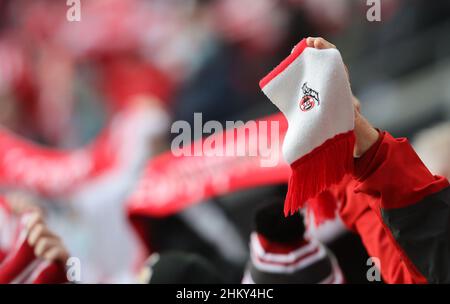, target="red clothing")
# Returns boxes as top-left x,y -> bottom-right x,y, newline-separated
336,131 -> 449,283
0,198 -> 67,284
100,56 -> 174,111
